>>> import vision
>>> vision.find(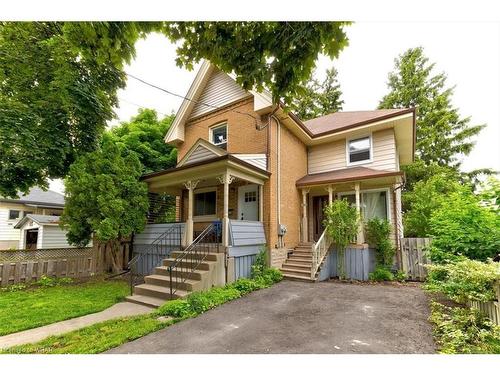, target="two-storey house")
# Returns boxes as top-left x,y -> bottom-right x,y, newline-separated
127,62 -> 415,307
